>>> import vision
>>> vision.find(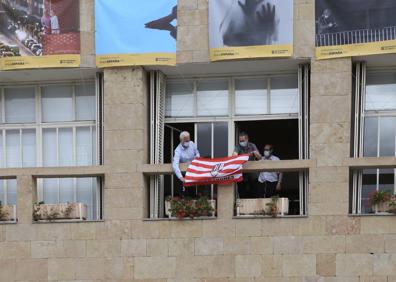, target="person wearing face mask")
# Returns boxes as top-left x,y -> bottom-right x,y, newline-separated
172,131 -> 200,184
233,132 -> 261,198
258,144 -> 283,198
